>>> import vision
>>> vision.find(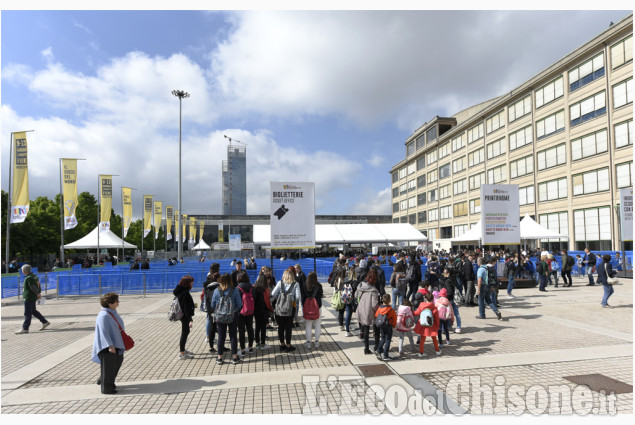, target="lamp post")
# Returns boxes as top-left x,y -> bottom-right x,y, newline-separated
172,89 -> 189,262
